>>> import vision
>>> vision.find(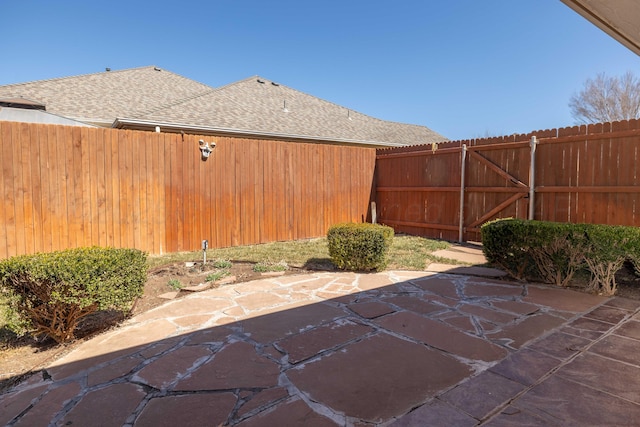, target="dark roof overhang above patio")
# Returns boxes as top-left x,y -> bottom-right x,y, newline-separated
561,0 -> 640,56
